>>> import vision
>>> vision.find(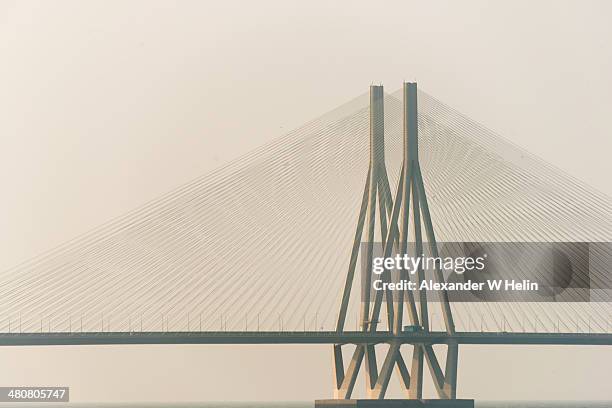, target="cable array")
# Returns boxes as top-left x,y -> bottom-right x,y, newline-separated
0,89 -> 609,334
